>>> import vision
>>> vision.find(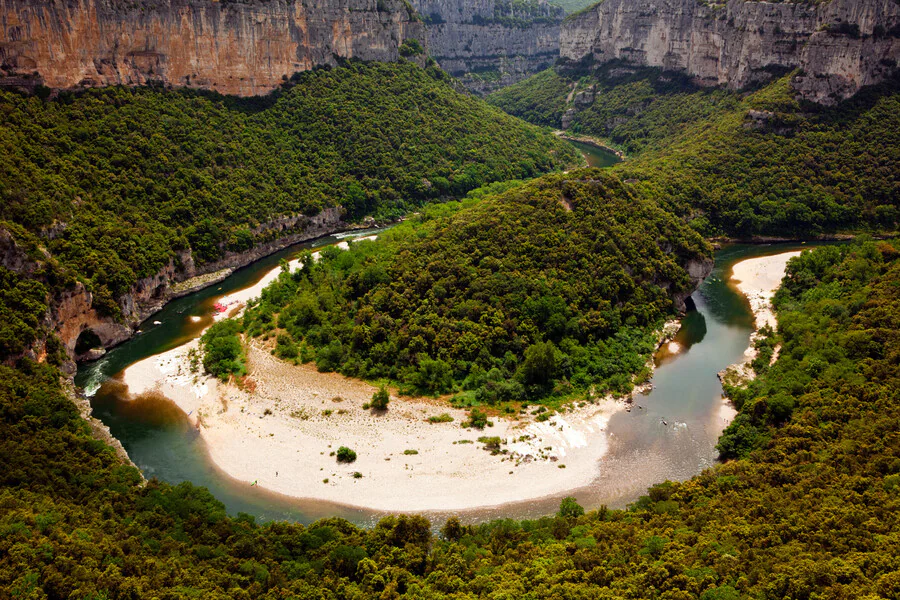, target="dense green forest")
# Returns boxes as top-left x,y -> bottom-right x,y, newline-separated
0,60 -> 577,316
233,171 -> 710,401
3,240 -> 899,597
488,65 -> 900,237
2,38 -> 899,599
